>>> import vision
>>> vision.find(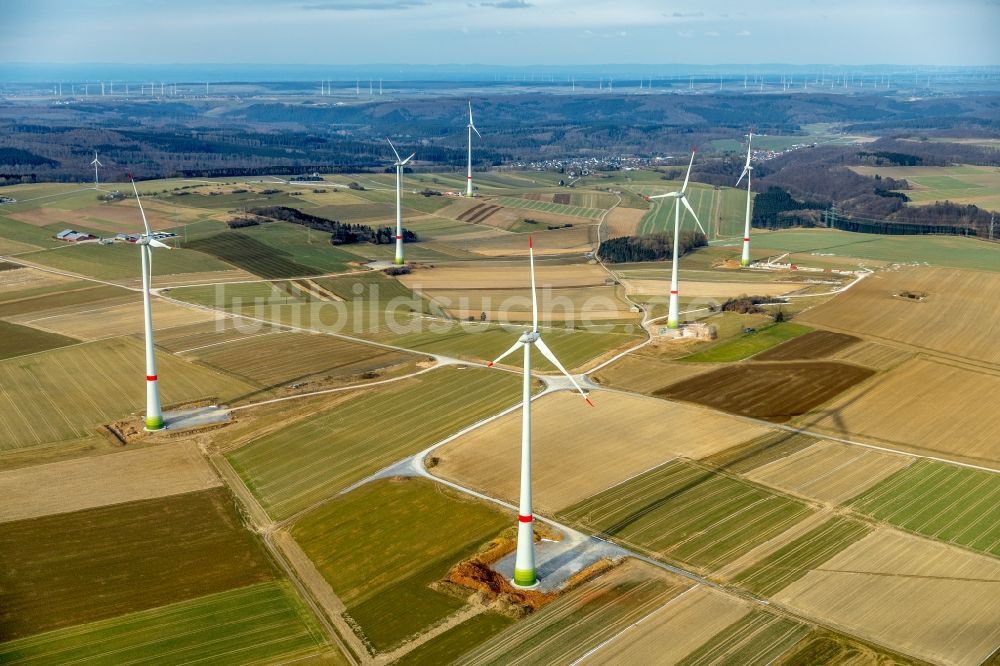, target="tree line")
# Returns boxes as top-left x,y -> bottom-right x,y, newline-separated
597,231 -> 706,263
245,206 -> 418,245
